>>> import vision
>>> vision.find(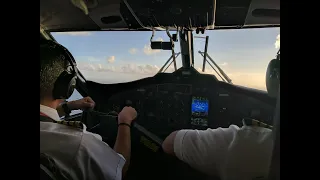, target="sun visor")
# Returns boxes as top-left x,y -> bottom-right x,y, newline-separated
87,3 -> 129,30
244,0 -> 280,26
151,42 -> 173,50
